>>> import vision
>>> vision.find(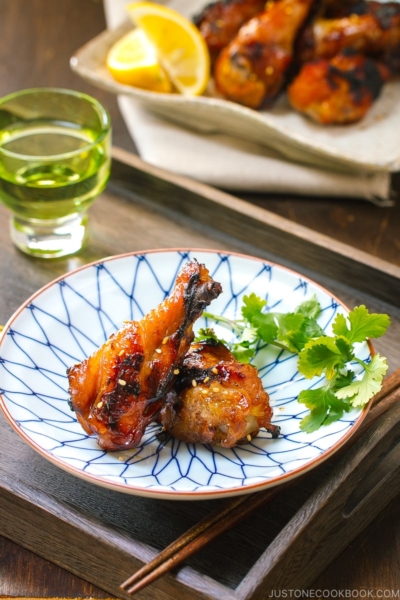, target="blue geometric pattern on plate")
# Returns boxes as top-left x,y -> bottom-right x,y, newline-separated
0,250 -> 369,499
